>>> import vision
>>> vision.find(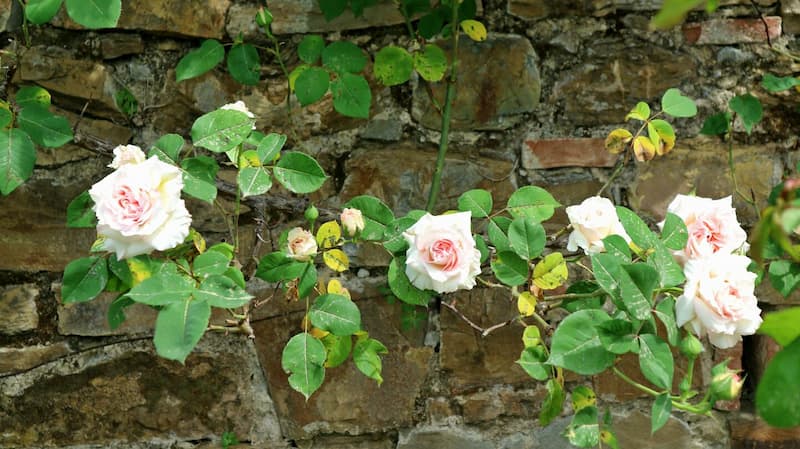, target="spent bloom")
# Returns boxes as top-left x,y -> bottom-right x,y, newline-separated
566,196 -> 630,255
287,227 -> 317,261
